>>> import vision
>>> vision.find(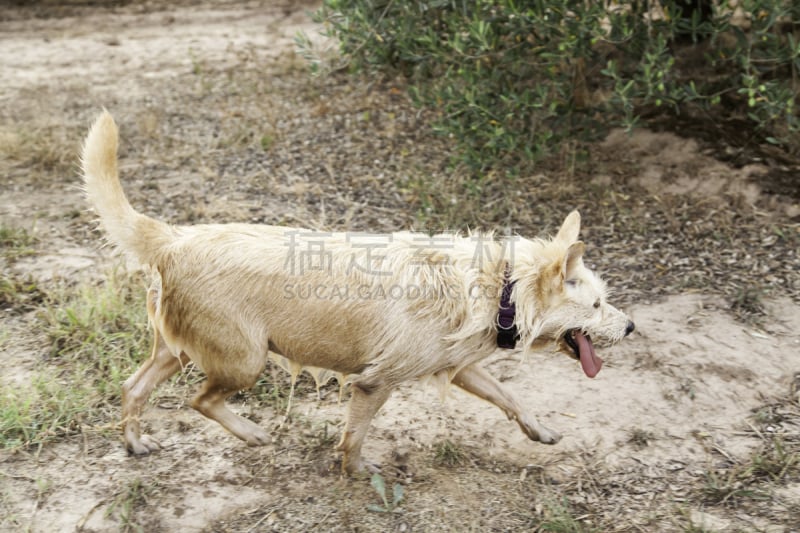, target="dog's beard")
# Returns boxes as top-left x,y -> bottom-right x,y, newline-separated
564,330 -> 603,378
